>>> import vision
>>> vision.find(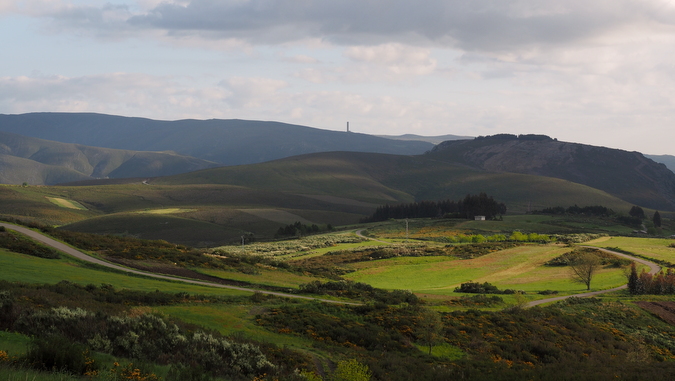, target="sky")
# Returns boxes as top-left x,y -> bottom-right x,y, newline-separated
1,0 -> 675,155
